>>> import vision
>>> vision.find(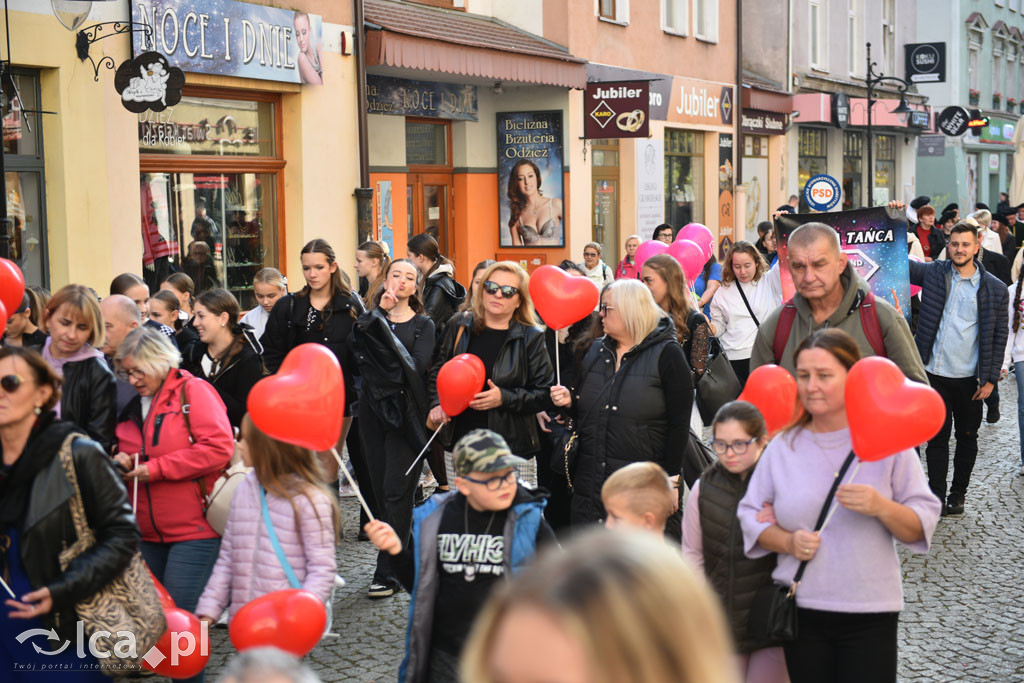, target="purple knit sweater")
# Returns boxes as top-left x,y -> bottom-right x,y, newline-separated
738,427 -> 941,613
